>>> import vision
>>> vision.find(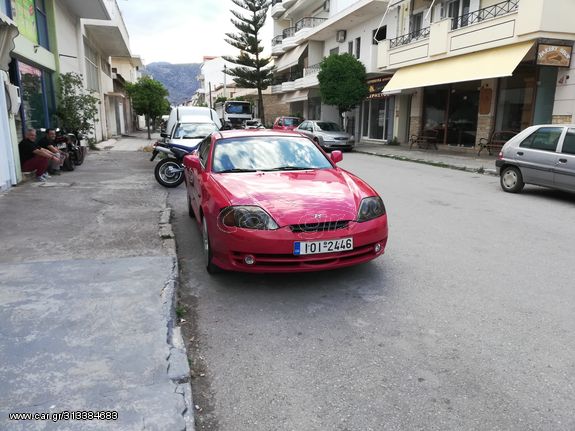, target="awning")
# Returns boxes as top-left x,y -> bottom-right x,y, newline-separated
0,13 -> 18,71
281,90 -> 308,103
383,41 -> 534,94
275,43 -> 308,72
